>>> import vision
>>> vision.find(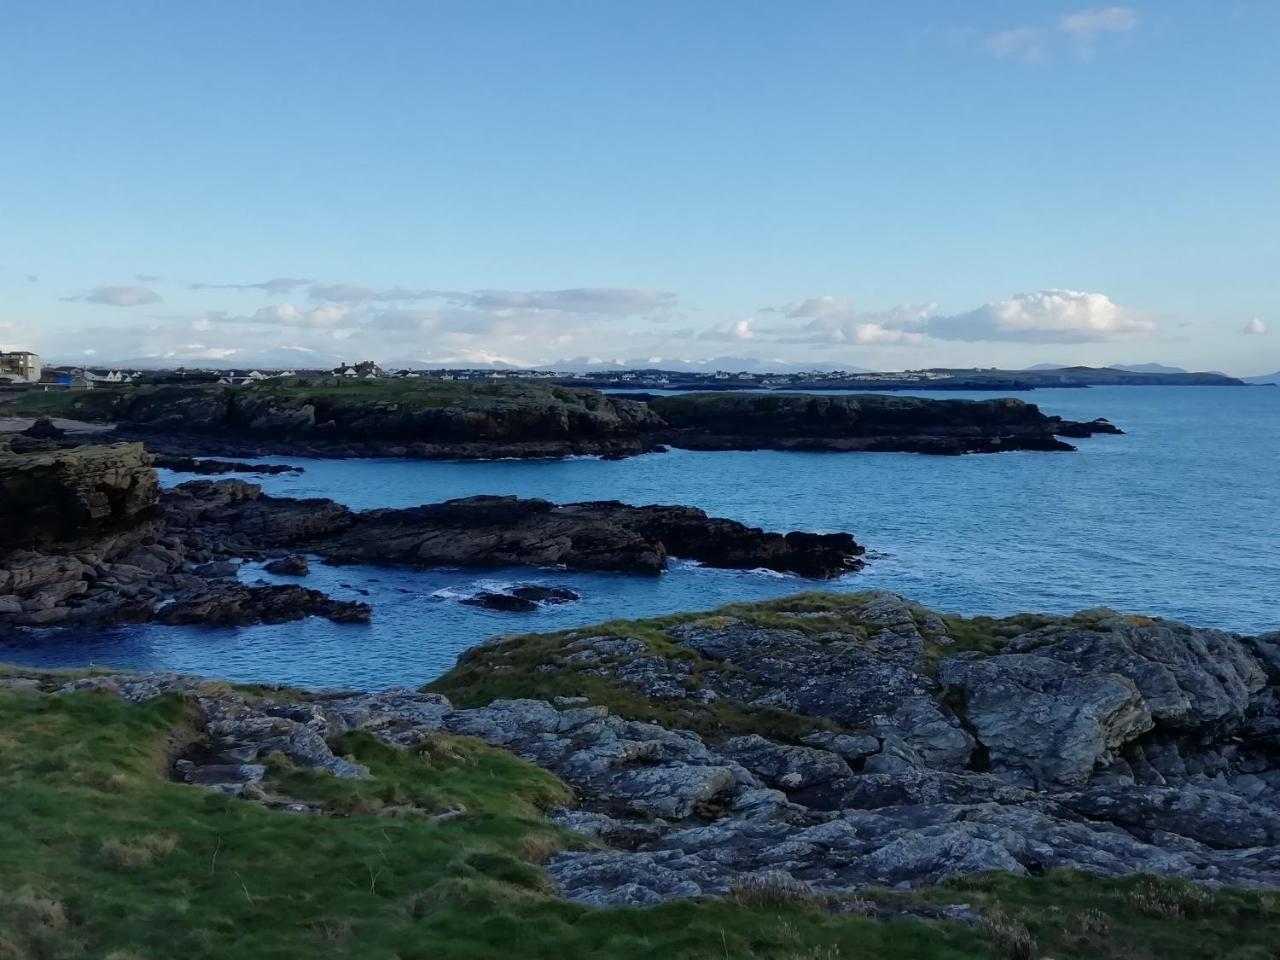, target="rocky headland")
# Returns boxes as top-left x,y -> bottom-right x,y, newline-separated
2,377 -> 1121,461
6,590 -> 1278,958
0,444 -> 863,630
